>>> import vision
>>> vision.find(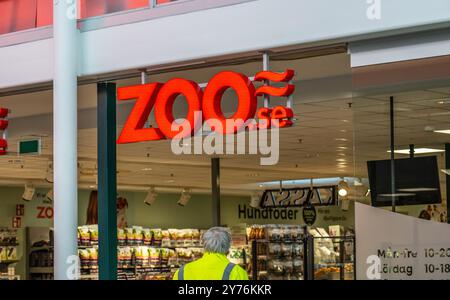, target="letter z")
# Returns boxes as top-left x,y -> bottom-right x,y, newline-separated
117,83 -> 165,143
